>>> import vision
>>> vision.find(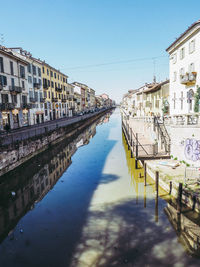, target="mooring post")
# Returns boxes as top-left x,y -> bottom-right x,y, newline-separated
169,181 -> 172,195
131,150 -> 133,158
144,163 -> 147,186
155,171 -> 159,198
177,183 -> 183,214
